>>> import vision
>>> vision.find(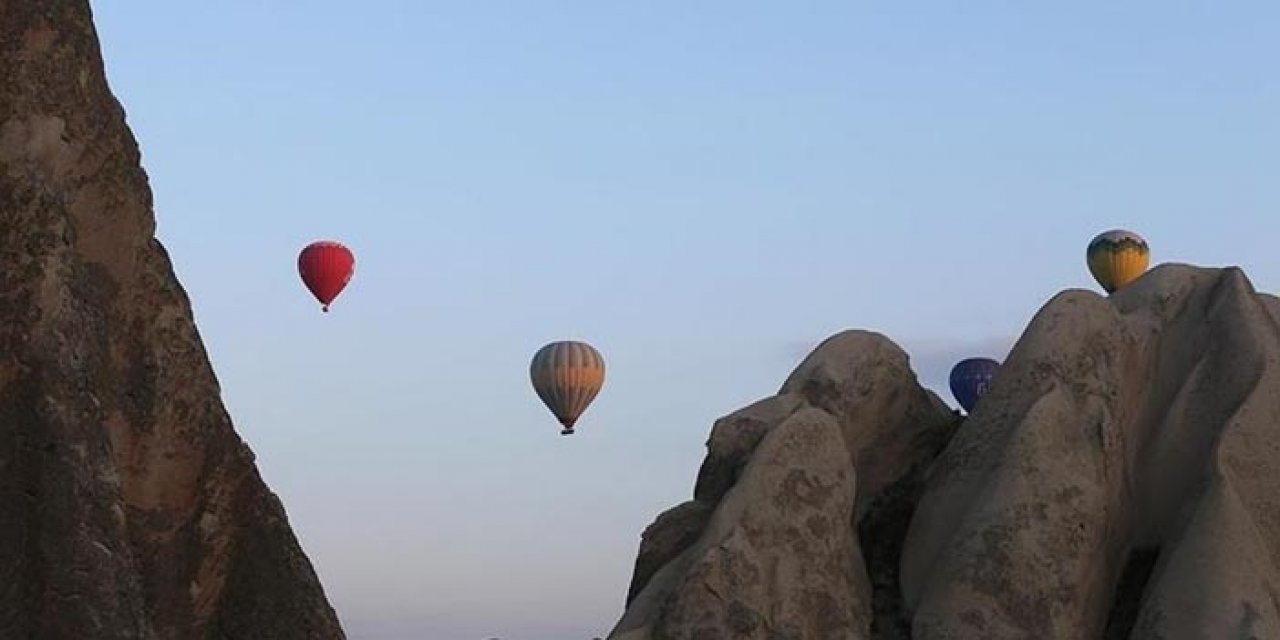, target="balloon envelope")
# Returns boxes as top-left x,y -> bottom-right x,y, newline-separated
1087,229 -> 1149,293
298,241 -> 355,312
949,357 -> 999,413
530,340 -> 605,435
